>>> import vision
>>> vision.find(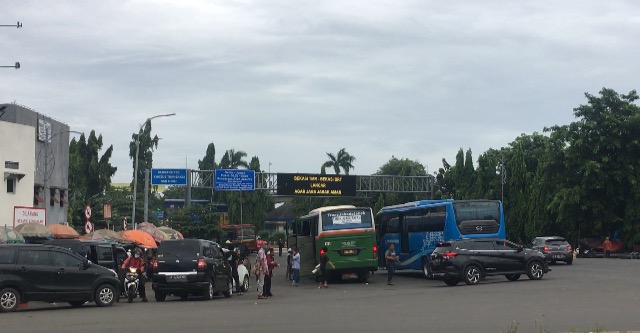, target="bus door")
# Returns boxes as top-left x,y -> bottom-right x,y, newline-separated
294,218 -> 317,275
